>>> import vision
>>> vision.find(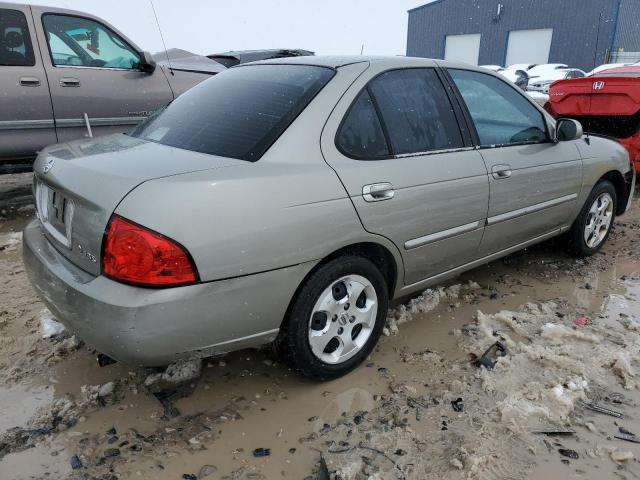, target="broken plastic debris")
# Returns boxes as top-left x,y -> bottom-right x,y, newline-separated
573,316 -> 588,327
451,398 -> 464,412
253,447 -> 271,457
475,341 -> 507,369
558,448 -> 579,459
614,434 -> 640,444
41,317 -> 65,338
582,402 -> 623,418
